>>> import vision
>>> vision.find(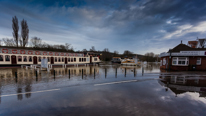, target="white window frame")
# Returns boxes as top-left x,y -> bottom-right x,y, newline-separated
172,57 -> 189,66
172,58 -> 177,65
196,58 -> 201,65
